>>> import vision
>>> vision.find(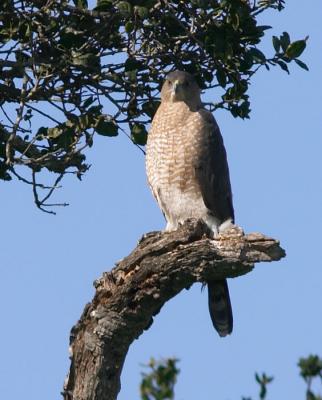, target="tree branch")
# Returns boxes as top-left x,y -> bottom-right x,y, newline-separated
62,220 -> 286,400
